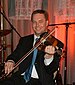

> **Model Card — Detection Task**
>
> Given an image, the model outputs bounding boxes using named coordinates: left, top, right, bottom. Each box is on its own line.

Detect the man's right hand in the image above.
left=5, top=61, right=15, bottom=74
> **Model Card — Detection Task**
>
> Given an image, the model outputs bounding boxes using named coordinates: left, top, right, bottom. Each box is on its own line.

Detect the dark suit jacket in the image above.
left=6, top=34, right=62, bottom=85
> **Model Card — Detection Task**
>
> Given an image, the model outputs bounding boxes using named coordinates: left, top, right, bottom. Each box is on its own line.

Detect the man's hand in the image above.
left=5, top=61, right=15, bottom=74
left=44, top=46, right=55, bottom=59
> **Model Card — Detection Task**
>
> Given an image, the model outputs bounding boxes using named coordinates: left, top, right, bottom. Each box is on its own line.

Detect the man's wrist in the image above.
left=44, top=55, right=54, bottom=66
left=7, top=60, right=15, bottom=64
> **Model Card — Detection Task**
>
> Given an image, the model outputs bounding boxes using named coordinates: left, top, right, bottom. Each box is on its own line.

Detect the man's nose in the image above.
left=36, top=22, right=39, bottom=27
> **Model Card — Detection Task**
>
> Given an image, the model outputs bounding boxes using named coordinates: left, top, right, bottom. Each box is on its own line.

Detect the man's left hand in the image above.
left=44, top=46, right=55, bottom=59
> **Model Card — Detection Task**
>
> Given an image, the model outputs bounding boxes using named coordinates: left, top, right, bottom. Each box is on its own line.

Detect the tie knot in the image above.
left=35, top=38, right=38, bottom=41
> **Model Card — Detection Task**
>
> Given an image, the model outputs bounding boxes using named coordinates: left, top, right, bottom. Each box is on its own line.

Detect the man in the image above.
left=0, top=9, right=63, bottom=85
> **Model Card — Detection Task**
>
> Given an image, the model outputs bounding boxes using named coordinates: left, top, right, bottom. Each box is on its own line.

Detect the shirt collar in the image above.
left=34, top=35, right=40, bottom=40
left=33, top=35, right=40, bottom=45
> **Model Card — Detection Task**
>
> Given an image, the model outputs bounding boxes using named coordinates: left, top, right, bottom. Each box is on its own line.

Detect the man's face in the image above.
left=32, top=13, right=48, bottom=36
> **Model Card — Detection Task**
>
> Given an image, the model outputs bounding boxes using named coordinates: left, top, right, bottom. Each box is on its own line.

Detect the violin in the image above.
left=0, top=29, right=64, bottom=80
left=37, top=31, right=64, bottom=52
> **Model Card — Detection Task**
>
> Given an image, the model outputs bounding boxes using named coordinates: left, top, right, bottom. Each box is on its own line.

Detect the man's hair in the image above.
left=31, top=9, right=48, bottom=21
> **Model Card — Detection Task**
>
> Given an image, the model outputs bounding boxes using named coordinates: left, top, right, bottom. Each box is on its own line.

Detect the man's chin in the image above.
left=35, top=32, right=41, bottom=36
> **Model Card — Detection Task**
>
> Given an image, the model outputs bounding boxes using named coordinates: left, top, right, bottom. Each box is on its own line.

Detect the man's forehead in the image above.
left=32, top=14, right=45, bottom=21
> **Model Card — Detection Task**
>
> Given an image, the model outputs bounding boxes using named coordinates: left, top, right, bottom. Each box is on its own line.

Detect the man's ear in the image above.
left=46, top=20, right=49, bottom=26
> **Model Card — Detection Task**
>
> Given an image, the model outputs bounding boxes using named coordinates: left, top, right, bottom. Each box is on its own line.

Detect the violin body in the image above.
left=38, top=32, right=64, bottom=51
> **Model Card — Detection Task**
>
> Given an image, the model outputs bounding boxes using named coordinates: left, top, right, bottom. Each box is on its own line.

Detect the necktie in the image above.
left=24, top=38, right=38, bottom=82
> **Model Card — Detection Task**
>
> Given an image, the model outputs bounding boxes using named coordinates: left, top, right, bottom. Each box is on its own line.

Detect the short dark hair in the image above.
left=31, top=9, right=48, bottom=21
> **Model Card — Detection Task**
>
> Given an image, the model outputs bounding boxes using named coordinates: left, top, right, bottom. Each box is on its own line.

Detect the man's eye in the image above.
left=39, top=20, right=43, bottom=23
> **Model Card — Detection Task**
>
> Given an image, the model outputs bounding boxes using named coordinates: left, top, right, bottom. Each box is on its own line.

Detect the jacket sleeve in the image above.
left=44, top=52, right=61, bottom=74
left=6, top=37, right=27, bottom=63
